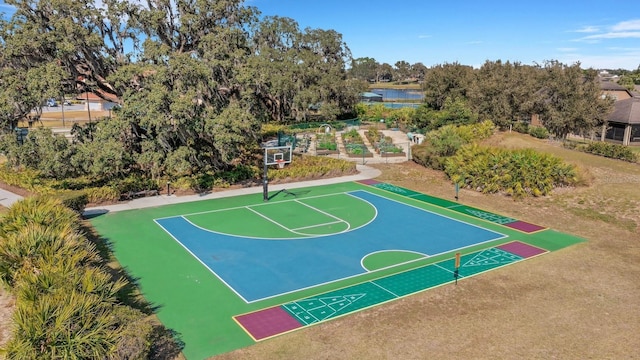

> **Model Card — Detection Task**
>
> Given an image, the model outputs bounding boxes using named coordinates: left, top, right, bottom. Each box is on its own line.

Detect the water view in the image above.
left=370, top=88, right=424, bottom=100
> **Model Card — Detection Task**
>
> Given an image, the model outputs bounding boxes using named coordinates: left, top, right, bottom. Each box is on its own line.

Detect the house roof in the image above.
left=608, top=97, right=640, bottom=125
left=76, top=89, right=119, bottom=102
left=600, top=81, right=629, bottom=92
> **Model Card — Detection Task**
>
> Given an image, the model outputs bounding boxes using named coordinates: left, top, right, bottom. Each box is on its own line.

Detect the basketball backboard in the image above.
left=264, top=145, right=292, bottom=165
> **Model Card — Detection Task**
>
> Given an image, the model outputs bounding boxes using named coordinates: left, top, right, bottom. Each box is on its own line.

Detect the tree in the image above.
left=0, top=0, right=134, bottom=130
left=350, top=57, right=379, bottom=82
left=422, top=62, right=474, bottom=110
left=394, top=60, right=411, bottom=82
left=377, top=63, right=394, bottom=82
left=469, top=60, right=540, bottom=129
left=535, top=61, right=614, bottom=139
left=410, top=62, right=428, bottom=82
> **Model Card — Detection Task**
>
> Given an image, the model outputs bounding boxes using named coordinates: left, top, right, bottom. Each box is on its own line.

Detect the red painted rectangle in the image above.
left=497, top=241, right=547, bottom=258
left=504, top=220, right=546, bottom=233
left=235, top=306, right=303, bottom=341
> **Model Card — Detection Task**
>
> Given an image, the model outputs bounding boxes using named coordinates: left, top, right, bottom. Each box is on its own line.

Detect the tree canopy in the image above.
left=0, top=0, right=357, bottom=179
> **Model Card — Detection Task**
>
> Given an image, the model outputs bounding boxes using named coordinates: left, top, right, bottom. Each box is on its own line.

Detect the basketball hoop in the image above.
left=276, top=159, right=285, bottom=169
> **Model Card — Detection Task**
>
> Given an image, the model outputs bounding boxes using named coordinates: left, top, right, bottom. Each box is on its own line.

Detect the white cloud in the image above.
left=418, top=34, right=432, bottom=39
left=572, top=26, right=600, bottom=33
left=558, top=47, right=640, bottom=70
left=581, top=31, right=640, bottom=40
left=612, top=19, right=640, bottom=31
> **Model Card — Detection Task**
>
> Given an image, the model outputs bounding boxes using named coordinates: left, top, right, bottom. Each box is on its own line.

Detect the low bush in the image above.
left=269, top=155, right=356, bottom=181
left=445, top=144, right=578, bottom=198
left=56, top=190, right=89, bottom=214
left=528, top=126, right=550, bottom=139
left=583, top=142, right=638, bottom=162
left=512, top=121, right=529, bottom=134
left=0, top=197, right=181, bottom=358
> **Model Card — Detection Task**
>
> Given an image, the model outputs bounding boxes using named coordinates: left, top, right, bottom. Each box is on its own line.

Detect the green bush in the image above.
left=445, top=144, right=578, bottom=198
left=110, top=175, right=158, bottom=194
left=84, top=186, right=120, bottom=203
left=512, top=121, right=529, bottom=134
left=411, top=144, right=447, bottom=170
left=0, top=197, right=181, bottom=359
left=584, top=142, right=638, bottom=162
left=56, top=190, right=89, bottom=214
left=528, top=126, right=550, bottom=139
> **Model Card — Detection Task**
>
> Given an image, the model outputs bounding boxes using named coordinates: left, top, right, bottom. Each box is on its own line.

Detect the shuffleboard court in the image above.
left=89, top=181, right=585, bottom=359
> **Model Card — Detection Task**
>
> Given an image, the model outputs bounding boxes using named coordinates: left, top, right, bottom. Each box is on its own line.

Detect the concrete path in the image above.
left=83, top=164, right=381, bottom=216
left=0, top=188, right=23, bottom=208
left=0, top=164, right=381, bottom=216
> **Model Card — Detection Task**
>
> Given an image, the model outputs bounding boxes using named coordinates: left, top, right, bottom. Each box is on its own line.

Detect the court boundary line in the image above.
left=356, top=190, right=509, bottom=239
left=154, top=189, right=509, bottom=304
left=158, top=192, right=377, bottom=240
left=360, top=249, right=429, bottom=272
left=154, top=192, right=368, bottom=221
left=365, top=182, right=549, bottom=234
left=153, top=219, right=252, bottom=303
left=235, top=243, right=549, bottom=342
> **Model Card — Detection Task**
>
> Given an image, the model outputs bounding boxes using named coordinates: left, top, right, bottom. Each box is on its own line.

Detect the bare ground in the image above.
left=214, top=132, right=640, bottom=360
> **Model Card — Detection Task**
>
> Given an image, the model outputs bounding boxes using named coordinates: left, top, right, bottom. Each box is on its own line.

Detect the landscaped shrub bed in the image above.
left=269, top=155, right=356, bottom=181
left=0, top=197, right=180, bottom=358
left=445, top=144, right=578, bottom=197
left=412, top=121, right=496, bottom=170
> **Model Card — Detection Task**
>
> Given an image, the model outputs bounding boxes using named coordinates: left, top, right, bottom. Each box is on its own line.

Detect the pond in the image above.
left=370, top=88, right=424, bottom=101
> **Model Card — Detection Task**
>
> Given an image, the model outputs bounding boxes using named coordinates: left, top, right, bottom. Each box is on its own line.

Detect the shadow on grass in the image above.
left=81, top=221, right=185, bottom=357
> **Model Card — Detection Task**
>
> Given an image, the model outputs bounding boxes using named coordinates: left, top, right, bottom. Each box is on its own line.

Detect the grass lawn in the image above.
left=214, top=132, right=640, bottom=359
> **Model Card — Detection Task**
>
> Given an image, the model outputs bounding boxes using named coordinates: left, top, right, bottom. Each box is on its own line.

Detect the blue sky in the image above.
left=251, top=0, right=640, bottom=70
left=2, top=0, right=639, bottom=70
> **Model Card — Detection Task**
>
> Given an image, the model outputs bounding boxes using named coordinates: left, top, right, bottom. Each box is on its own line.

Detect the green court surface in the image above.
left=89, top=181, right=584, bottom=359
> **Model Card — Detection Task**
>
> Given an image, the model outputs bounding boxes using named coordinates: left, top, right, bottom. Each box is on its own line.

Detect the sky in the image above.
left=250, top=0, right=640, bottom=70
left=2, top=0, right=639, bottom=70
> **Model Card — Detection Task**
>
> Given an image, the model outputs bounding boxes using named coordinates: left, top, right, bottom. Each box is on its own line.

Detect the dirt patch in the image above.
left=0, top=287, right=15, bottom=350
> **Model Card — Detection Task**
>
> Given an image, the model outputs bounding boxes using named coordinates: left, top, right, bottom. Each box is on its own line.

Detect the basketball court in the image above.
left=89, top=179, right=584, bottom=359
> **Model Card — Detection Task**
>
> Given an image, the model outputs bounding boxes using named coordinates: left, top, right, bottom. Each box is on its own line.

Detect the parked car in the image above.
left=47, top=98, right=58, bottom=107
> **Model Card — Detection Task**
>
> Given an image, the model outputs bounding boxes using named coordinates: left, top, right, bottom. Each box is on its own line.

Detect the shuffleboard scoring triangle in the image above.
left=462, top=248, right=521, bottom=267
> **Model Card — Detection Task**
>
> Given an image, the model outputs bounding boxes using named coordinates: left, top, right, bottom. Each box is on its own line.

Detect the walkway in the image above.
left=1, top=165, right=382, bottom=216
left=83, top=164, right=381, bottom=216
left=0, top=188, right=23, bottom=208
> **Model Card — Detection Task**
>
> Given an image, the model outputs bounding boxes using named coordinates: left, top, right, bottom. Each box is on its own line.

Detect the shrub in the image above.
left=512, top=121, right=529, bottom=134
left=528, top=126, right=550, bottom=139
left=445, top=144, right=578, bottom=198
left=583, top=142, right=638, bottom=162
left=268, top=155, right=356, bottom=181
left=84, top=186, right=120, bottom=203
left=56, top=190, right=89, bottom=214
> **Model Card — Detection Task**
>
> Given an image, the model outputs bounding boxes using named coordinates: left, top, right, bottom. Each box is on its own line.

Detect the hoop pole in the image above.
left=262, top=157, right=268, bottom=201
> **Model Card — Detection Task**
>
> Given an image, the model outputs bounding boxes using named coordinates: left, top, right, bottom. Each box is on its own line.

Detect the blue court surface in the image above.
left=155, top=190, right=506, bottom=302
